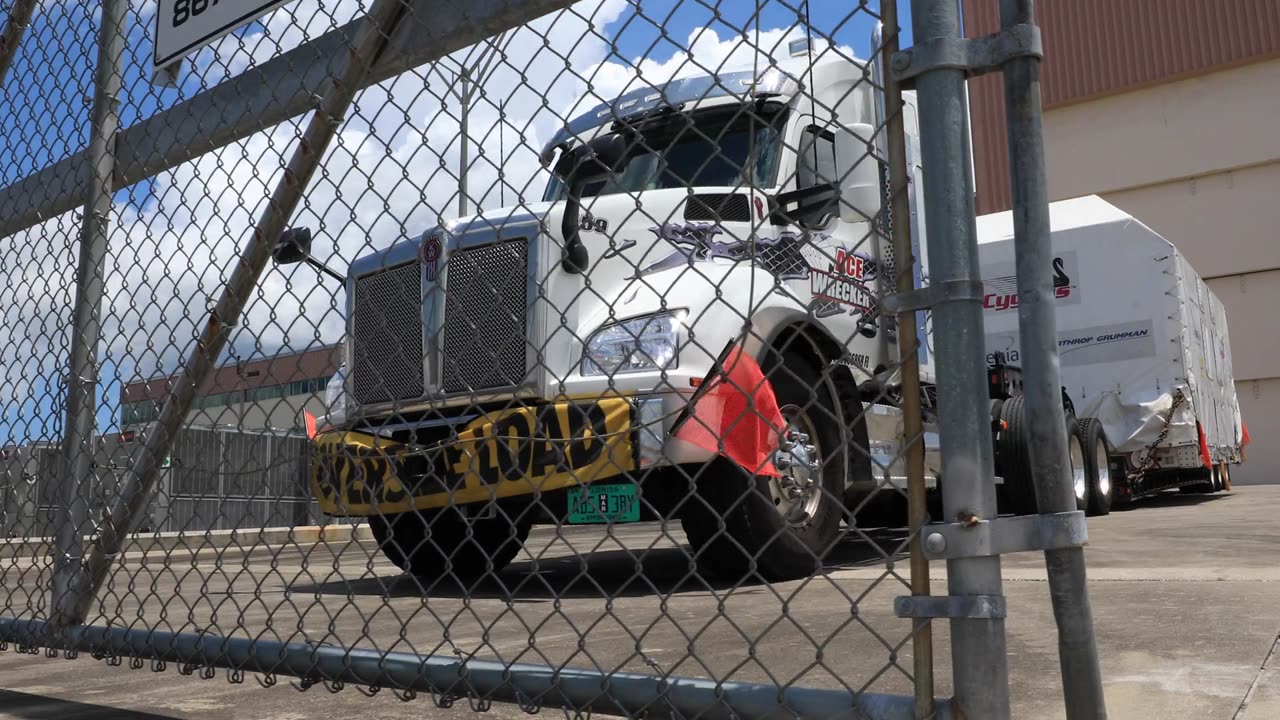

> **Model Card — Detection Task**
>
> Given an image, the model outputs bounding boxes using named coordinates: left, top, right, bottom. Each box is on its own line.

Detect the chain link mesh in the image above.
left=0, top=0, right=947, bottom=715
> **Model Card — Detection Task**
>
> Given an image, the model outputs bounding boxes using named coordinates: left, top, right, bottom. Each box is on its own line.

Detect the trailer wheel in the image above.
left=681, top=348, right=844, bottom=582
left=1077, top=418, right=1113, bottom=516
left=997, top=395, right=1037, bottom=515
left=1065, top=416, right=1088, bottom=512
left=369, top=509, right=530, bottom=581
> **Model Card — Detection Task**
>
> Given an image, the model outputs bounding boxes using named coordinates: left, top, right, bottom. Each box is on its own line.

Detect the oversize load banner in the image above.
left=310, top=397, right=637, bottom=516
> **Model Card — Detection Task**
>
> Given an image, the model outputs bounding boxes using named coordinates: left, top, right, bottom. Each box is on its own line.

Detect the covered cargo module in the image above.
left=977, top=195, right=1245, bottom=500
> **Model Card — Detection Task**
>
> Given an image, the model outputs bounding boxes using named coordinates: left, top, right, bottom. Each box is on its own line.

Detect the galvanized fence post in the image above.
left=54, top=0, right=411, bottom=628
left=998, top=0, right=1108, bottom=717
left=908, top=0, right=1012, bottom=716
left=51, top=0, right=128, bottom=630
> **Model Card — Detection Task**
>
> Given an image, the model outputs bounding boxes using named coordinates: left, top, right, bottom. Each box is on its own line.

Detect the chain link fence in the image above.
left=0, top=0, right=1105, bottom=717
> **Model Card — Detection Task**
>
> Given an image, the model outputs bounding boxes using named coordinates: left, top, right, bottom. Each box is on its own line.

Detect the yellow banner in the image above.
left=310, top=397, right=636, bottom=516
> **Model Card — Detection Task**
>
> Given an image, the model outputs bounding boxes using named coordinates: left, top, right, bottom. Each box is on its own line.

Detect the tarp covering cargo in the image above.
left=975, top=196, right=1244, bottom=464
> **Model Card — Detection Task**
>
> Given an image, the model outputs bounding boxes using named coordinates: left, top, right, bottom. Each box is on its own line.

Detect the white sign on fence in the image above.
left=153, top=0, right=299, bottom=72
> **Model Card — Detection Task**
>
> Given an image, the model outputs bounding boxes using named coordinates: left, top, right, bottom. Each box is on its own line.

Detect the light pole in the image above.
left=453, top=31, right=511, bottom=217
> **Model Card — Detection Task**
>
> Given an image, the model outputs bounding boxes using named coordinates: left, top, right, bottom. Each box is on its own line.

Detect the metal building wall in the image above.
left=963, top=0, right=1280, bottom=214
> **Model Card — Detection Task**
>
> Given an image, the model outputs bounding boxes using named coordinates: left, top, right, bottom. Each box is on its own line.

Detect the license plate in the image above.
left=568, top=483, right=639, bottom=524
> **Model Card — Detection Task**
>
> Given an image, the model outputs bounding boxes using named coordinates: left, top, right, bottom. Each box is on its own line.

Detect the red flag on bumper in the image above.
left=674, top=344, right=785, bottom=477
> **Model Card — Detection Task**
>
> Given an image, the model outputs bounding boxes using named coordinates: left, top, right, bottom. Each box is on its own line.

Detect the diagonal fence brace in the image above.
left=0, top=0, right=39, bottom=87
left=48, top=0, right=412, bottom=630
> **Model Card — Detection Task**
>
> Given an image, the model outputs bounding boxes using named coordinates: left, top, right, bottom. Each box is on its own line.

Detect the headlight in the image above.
left=324, top=365, right=348, bottom=425
left=582, top=310, right=686, bottom=377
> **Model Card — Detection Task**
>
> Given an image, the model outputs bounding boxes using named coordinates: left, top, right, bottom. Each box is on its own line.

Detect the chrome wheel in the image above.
left=1070, top=431, right=1087, bottom=504
left=770, top=404, right=823, bottom=526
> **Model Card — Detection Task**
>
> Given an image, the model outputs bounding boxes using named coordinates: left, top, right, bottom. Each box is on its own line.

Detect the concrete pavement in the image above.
left=2, top=485, right=1279, bottom=718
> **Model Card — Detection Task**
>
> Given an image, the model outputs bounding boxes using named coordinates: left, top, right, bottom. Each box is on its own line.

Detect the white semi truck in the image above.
left=296, top=45, right=1242, bottom=582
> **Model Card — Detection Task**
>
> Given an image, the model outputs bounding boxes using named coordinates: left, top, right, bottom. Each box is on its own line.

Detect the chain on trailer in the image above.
left=1126, top=388, right=1186, bottom=486
left=0, top=0, right=1105, bottom=717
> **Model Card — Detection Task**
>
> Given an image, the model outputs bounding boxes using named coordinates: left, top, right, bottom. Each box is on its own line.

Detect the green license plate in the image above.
left=568, top=483, right=639, bottom=524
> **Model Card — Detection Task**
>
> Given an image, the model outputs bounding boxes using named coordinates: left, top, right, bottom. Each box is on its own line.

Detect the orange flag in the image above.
left=673, top=343, right=784, bottom=477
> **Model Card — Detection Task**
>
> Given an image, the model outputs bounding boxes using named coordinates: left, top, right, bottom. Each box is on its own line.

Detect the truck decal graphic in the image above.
left=985, top=319, right=1157, bottom=368
left=630, top=223, right=810, bottom=280
left=808, top=245, right=880, bottom=334
left=810, top=268, right=874, bottom=311
left=982, top=254, right=1077, bottom=311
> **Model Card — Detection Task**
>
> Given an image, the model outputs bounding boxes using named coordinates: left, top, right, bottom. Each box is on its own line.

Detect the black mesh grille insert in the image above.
left=440, top=239, right=530, bottom=393
left=351, top=262, right=425, bottom=405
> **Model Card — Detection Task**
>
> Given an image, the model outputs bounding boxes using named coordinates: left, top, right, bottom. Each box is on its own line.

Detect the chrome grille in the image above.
left=351, top=262, right=424, bottom=405
left=441, top=239, right=529, bottom=393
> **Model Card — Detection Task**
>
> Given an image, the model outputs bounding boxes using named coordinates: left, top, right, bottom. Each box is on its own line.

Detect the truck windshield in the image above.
left=543, top=103, right=788, bottom=201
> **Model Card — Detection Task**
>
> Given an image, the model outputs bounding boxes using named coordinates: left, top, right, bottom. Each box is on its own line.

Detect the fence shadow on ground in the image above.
left=1117, top=491, right=1233, bottom=511
left=288, top=525, right=909, bottom=601
left=0, top=689, right=183, bottom=720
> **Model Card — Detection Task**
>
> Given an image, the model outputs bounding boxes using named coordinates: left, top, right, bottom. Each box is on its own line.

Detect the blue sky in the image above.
left=0, top=0, right=908, bottom=446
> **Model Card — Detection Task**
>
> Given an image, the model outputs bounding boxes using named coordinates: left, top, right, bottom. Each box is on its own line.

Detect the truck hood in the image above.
left=346, top=187, right=822, bottom=397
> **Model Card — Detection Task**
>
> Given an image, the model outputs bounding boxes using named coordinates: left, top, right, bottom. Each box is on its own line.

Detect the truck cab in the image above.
left=307, top=48, right=941, bottom=582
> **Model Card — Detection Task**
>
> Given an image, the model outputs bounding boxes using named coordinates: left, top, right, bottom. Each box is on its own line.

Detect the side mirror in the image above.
left=552, top=132, right=630, bottom=274
left=273, top=227, right=313, bottom=265
left=553, top=132, right=629, bottom=185
left=834, top=123, right=881, bottom=223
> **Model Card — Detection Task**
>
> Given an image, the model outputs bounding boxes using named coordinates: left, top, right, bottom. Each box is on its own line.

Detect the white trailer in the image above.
left=977, top=196, right=1245, bottom=505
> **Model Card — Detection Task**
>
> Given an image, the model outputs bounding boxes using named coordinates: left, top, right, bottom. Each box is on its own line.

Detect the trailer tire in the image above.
left=681, top=348, right=844, bottom=582
left=1078, top=418, right=1113, bottom=516
left=369, top=509, right=530, bottom=581
left=1066, top=416, right=1088, bottom=512
left=997, top=395, right=1038, bottom=515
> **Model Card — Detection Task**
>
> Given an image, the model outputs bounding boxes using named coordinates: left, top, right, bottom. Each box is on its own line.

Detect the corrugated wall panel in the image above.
left=963, top=0, right=1280, bottom=214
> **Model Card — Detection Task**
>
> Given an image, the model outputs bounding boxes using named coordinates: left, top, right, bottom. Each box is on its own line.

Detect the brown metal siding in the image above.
left=963, top=0, right=1280, bottom=214
left=121, top=344, right=342, bottom=405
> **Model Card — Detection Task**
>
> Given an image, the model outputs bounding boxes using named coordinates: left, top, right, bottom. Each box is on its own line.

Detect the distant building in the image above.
left=120, top=344, right=342, bottom=433
left=962, top=0, right=1279, bottom=483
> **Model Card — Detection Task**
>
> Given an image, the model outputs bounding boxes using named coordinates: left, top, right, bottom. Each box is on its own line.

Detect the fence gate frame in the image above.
left=0, top=0, right=1107, bottom=718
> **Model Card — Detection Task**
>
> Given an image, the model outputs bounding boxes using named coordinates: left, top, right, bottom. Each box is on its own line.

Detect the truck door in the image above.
left=786, top=117, right=883, bottom=376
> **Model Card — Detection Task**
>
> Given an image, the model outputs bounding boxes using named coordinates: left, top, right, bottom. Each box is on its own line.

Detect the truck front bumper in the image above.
left=310, top=394, right=698, bottom=517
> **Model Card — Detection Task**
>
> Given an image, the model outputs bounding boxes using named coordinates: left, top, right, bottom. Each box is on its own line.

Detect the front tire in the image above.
left=369, top=508, right=530, bottom=581
left=681, top=348, right=844, bottom=582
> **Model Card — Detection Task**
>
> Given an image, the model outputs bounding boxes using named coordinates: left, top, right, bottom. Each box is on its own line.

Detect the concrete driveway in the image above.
left=1, top=485, right=1278, bottom=719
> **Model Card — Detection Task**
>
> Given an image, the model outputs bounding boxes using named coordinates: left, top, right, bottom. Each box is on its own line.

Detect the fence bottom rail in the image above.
left=0, top=616, right=952, bottom=720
